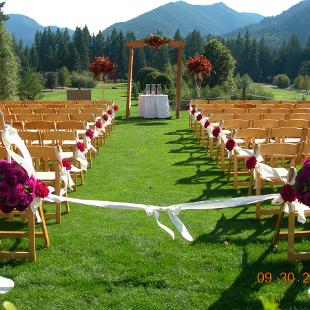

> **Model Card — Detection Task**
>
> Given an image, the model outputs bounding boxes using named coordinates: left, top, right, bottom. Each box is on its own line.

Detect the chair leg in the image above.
left=38, top=206, right=50, bottom=248
left=255, top=180, right=261, bottom=219
left=28, top=210, right=36, bottom=262
left=288, top=212, right=296, bottom=263
left=56, top=203, right=61, bottom=224
left=272, top=212, right=284, bottom=247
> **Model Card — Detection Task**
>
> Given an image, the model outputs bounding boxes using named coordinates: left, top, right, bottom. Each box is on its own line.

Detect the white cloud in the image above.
left=4, top=0, right=302, bottom=34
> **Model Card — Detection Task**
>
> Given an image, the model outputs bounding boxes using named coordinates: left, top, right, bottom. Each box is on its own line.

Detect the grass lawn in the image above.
left=258, top=84, right=310, bottom=101
left=1, top=84, right=310, bottom=309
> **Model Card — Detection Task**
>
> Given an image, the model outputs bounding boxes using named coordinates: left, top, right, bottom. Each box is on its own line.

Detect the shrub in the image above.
left=155, top=73, right=173, bottom=90
left=58, top=67, right=71, bottom=87
left=18, top=69, right=43, bottom=100
left=137, top=67, right=158, bottom=90
left=70, top=71, right=97, bottom=89
left=45, top=72, right=58, bottom=90
left=273, top=74, right=290, bottom=89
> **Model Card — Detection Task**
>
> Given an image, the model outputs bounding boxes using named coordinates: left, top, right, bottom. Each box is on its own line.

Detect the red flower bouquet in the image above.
left=85, top=129, right=95, bottom=140
left=295, top=158, right=310, bottom=206
left=204, top=120, right=211, bottom=128
left=145, top=34, right=170, bottom=48
left=280, top=184, right=297, bottom=203
left=185, top=104, right=191, bottom=111
left=102, top=114, right=109, bottom=121
left=107, top=109, right=113, bottom=116
left=113, top=105, right=119, bottom=111
left=89, top=56, right=117, bottom=81
left=225, top=139, right=236, bottom=152
left=212, top=126, right=221, bottom=138
left=76, top=142, right=86, bottom=152
left=196, top=114, right=202, bottom=121
left=95, top=120, right=103, bottom=129
left=0, top=160, right=49, bottom=213
left=246, top=156, right=257, bottom=170
left=191, top=108, right=196, bottom=115
left=186, top=55, right=212, bottom=78
left=62, top=159, right=72, bottom=171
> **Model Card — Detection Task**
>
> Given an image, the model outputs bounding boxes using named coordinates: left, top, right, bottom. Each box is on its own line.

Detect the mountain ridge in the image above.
left=5, top=14, right=74, bottom=46
left=102, top=1, right=264, bottom=38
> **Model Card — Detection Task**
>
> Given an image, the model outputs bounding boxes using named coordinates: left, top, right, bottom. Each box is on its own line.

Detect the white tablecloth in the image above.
left=138, top=95, right=170, bottom=118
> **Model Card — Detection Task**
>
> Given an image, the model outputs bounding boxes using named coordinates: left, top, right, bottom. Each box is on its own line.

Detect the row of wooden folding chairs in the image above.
left=4, top=106, right=108, bottom=115
left=191, top=99, right=310, bottom=109
left=198, top=107, right=310, bottom=115
left=0, top=99, right=113, bottom=109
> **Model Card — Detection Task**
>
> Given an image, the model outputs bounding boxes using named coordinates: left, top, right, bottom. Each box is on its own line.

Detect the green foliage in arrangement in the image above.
left=18, top=69, right=43, bottom=100
left=273, top=74, right=290, bottom=89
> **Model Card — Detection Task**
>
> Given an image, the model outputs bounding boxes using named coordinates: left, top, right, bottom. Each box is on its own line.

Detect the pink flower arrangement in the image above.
left=95, top=120, right=103, bottom=129
left=212, top=126, right=221, bottom=138
left=225, top=139, right=236, bottom=151
left=191, top=108, right=196, bottom=115
left=144, top=34, right=170, bottom=48
left=85, top=129, right=94, bottom=139
left=280, top=184, right=297, bottom=203
left=295, top=158, right=310, bottom=207
left=113, top=105, right=119, bottom=111
left=35, top=180, right=50, bottom=198
left=246, top=156, right=257, bottom=170
left=185, top=104, right=191, bottom=111
left=107, top=109, right=113, bottom=116
left=0, top=160, right=49, bottom=213
left=204, top=120, right=210, bottom=128
left=102, top=114, right=109, bottom=121
left=196, top=114, right=202, bottom=121
left=62, top=159, right=72, bottom=171
left=76, top=142, right=86, bottom=152
left=89, top=56, right=117, bottom=81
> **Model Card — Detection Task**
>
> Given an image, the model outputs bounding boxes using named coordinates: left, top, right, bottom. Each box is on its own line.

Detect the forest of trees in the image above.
left=12, top=26, right=310, bottom=83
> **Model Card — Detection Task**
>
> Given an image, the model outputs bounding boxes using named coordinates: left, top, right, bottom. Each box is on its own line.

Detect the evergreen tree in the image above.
left=285, top=35, right=302, bottom=79
left=0, top=21, right=19, bottom=99
left=94, top=31, right=105, bottom=56
left=185, top=29, right=204, bottom=59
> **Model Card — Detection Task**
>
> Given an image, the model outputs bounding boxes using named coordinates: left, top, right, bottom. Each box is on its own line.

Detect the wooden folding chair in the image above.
left=43, top=113, right=70, bottom=121
left=230, top=128, right=270, bottom=190
left=11, top=107, right=33, bottom=114
left=40, top=131, right=84, bottom=190
left=252, top=119, right=281, bottom=128
left=15, top=113, right=42, bottom=121
left=262, top=113, right=286, bottom=120
left=287, top=113, right=310, bottom=120
left=0, top=146, right=49, bottom=262
left=18, top=130, right=42, bottom=146
left=220, top=120, right=251, bottom=169
left=27, top=146, right=67, bottom=224
left=33, top=107, right=56, bottom=114
left=24, top=121, right=55, bottom=131
left=269, top=127, right=305, bottom=144
left=255, top=143, right=300, bottom=218
left=282, top=119, right=309, bottom=128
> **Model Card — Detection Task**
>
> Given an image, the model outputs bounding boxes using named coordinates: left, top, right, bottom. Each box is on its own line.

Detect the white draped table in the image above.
left=138, top=95, right=170, bottom=118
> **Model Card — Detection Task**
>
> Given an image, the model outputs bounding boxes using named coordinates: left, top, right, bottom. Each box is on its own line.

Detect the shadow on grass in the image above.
left=207, top=244, right=310, bottom=309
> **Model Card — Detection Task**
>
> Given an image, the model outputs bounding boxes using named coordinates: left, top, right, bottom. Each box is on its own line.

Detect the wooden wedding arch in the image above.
left=126, top=38, right=185, bottom=118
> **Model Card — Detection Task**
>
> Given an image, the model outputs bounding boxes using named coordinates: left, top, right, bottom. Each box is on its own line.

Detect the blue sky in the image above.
left=4, top=0, right=302, bottom=34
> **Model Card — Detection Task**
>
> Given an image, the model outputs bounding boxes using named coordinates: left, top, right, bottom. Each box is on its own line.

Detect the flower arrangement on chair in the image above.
left=144, top=34, right=170, bottom=48
left=186, top=55, right=213, bottom=98
left=89, top=56, right=117, bottom=81
left=0, top=160, right=49, bottom=213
